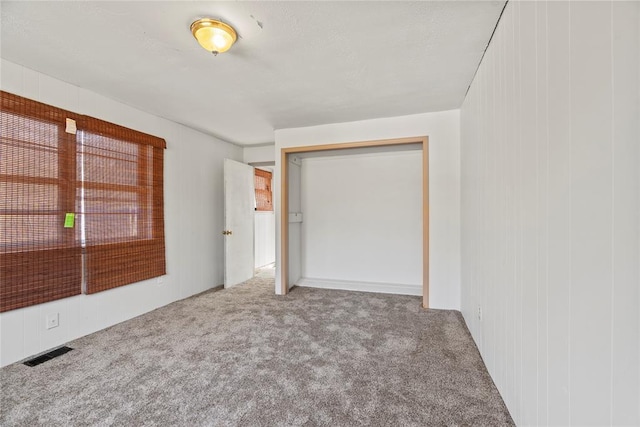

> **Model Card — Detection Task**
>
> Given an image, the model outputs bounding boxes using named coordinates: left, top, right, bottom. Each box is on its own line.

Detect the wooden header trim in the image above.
left=281, top=136, right=427, bottom=154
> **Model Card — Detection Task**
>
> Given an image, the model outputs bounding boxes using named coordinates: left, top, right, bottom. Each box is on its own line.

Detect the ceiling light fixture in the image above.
left=190, top=18, right=237, bottom=55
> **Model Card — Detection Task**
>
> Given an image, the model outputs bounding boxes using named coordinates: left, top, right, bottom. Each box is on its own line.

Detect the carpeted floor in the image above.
left=0, top=276, right=513, bottom=426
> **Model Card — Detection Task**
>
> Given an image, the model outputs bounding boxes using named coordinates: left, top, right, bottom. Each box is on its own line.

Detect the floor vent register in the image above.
left=23, top=346, right=74, bottom=367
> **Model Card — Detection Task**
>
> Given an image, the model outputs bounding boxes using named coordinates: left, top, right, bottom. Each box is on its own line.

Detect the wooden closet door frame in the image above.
left=280, top=136, right=430, bottom=308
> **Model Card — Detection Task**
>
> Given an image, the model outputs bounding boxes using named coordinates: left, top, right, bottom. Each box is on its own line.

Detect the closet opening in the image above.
left=280, top=136, right=430, bottom=308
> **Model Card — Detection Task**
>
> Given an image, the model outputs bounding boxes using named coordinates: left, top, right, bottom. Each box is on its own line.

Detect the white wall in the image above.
left=460, top=2, right=639, bottom=425
left=300, top=151, right=422, bottom=294
left=243, top=144, right=275, bottom=164
left=275, top=110, right=460, bottom=309
left=0, top=59, right=243, bottom=367
left=254, top=212, right=275, bottom=268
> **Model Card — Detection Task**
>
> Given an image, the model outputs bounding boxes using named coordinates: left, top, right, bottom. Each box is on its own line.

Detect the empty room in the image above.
left=1, top=1, right=638, bottom=426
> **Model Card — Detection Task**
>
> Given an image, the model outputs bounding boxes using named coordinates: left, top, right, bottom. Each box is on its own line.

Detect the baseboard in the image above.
left=296, top=277, right=422, bottom=296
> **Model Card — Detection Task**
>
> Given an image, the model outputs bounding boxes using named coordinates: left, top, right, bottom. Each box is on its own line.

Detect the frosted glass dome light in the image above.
left=190, top=18, right=237, bottom=55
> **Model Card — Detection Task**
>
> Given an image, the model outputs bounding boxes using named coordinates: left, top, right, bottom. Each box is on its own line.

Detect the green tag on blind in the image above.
left=64, top=213, right=75, bottom=228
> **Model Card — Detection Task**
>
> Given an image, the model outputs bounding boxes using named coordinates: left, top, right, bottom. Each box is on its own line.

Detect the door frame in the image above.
left=280, top=136, right=430, bottom=308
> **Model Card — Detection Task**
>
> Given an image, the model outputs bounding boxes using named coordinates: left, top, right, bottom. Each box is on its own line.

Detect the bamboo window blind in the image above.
left=0, top=91, right=166, bottom=312
left=254, top=169, right=272, bottom=211
left=80, top=117, right=166, bottom=294
left=0, top=92, right=82, bottom=311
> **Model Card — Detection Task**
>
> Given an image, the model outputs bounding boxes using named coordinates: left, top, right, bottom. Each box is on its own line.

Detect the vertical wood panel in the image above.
left=610, top=3, right=640, bottom=425
left=503, top=4, right=517, bottom=412
left=546, top=1, right=572, bottom=424
left=535, top=3, right=549, bottom=423
left=513, top=3, right=523, bottom=420
left=569, top=4, right=613, bottom=424
left=518, top=3, right=539, bottom=424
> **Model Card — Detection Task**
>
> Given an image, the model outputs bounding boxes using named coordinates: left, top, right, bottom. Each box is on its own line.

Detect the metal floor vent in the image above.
left=23, top=346, right=73, bottom=367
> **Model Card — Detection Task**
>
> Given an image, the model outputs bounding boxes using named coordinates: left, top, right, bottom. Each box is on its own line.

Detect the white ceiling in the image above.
left=1, top=1, right=505, bottom=146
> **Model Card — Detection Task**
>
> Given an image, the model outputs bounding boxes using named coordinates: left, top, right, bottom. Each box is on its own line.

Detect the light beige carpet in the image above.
left=0, top=276, right=513, bottom=426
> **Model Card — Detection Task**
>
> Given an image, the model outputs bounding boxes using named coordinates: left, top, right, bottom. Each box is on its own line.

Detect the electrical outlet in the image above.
left=477, top=306, right=483, bottom=321
left=156, top=276, right=164, bottom=285
left=46, top=313, right=59, bottom=330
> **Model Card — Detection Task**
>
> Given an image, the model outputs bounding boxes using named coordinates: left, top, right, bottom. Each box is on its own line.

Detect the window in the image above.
left=0, top=91, right=166, bottom=312
left=80, top=116, right=166, bottom=294
left=0, top=93, right=82, bottom=311
left=254, top=168, right=273, bottom=211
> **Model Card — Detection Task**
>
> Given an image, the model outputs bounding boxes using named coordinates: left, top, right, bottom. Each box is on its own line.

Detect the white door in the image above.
left=224, top=159, right=255, bottom=288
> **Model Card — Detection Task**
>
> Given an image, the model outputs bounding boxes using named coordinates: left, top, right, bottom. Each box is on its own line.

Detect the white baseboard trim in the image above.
left=296, top=277, right=422, bottom=296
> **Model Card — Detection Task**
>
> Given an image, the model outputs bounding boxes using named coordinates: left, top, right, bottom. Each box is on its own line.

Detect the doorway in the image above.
left=253, top=166, right=276, bottom=275
left=223, top=160, right=276, bottom=288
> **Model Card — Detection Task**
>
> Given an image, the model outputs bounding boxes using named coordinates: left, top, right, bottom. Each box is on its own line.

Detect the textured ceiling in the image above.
left=1, top=1, right=505, bottom=145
